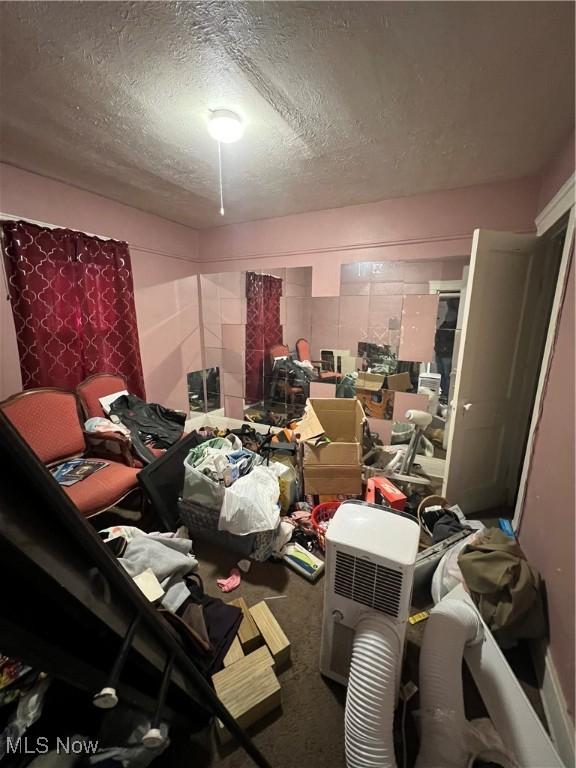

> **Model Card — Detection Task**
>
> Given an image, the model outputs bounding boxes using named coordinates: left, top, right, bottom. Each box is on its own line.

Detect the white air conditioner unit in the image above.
left=320, top=500, right=420, bottom=687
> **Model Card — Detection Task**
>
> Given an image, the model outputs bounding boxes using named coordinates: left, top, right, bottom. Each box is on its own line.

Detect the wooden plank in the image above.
left=215, top=645, right=275, bottom=685
left=222, top=636, right=244, bottom=668
left=249, top=601, right=290, bottom=668
left=213, top=663, right=281, bottom=743
left=228, top=597, right=262, bottom=653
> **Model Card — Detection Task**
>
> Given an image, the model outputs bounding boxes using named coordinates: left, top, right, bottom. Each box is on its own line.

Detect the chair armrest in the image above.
left=83, top=431, right=135, bottom=467
left=310, top=360, right=324, bottom=374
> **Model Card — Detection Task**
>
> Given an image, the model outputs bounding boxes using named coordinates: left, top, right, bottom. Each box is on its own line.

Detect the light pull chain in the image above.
left=217, top=140, right=225, bottom=216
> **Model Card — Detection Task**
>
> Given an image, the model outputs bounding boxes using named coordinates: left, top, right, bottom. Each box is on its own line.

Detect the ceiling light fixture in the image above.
left=207, top=110, right=244, bottom=217
left=208, top=109, right=244, bottom=144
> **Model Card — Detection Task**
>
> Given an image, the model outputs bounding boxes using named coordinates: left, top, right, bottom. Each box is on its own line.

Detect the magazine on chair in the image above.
left=51, top=459, right=108, bottom=486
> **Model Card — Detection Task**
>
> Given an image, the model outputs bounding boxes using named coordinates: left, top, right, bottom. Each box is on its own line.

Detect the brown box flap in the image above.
left=386, top=372, right=412, bottom=392
left=356, top=372, right=385, bottom=392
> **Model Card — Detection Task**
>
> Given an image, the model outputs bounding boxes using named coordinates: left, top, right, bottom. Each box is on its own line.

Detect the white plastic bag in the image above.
left=218, top=466, right=281, bottom=535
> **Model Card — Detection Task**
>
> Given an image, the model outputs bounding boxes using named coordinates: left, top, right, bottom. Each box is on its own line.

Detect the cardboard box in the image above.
left=356, top=372, right=385, bottom=391
left=297, top=398, right=364, bottom=495
left=386, top=372, right=412, bottom=392
left=304, top=464, right=362, bottom=495
left=356, top=389, right=395, bottom=420
left=297, top=398, right=365, bottom=467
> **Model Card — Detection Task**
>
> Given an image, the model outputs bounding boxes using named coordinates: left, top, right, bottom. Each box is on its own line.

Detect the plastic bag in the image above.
left=218, top=466, right=280, bottom=535
left=0, top=677, right=50, bottom=761
left=182, top=463, right=225, bottom=511
left=268, top=460, right=297, bottom=512
left=182, top=437, right=239, bottom=511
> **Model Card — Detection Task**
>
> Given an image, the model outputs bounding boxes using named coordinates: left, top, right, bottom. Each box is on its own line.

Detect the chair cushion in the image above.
left=77, top=374, right=127, bottom=419
left=65, top=462, right=139, bottom=518
left=1, top=390, right=85, bottom=465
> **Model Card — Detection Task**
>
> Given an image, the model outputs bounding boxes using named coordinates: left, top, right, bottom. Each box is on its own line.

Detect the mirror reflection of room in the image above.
left=319, top=258, right=468, bottom=469
left=433, top=295, right=459, bottom=404
left=198, top=258, right=469, bottom=445
left=187, top=368, right=221, bottom=413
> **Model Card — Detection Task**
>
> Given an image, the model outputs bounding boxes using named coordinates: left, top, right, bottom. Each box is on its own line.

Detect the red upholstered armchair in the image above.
left=76, top=372, right=128, bottom=419
left=295, top=338, right=342, bottom=380
left=0, top=389, right=139, bottom=519
left=76, top=373, right=175, bottom=462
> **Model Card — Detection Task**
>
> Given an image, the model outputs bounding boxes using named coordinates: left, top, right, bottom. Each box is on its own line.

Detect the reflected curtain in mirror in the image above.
left=2, top=220, right=145, bottom=395
left=244, top=271, right=283, bottom=403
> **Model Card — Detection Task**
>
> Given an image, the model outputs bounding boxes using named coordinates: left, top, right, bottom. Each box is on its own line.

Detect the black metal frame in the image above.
left=0, top=412, right=272, bottom=767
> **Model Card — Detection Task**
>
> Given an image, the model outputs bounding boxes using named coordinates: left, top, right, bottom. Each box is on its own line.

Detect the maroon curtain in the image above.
left=245, top=272, right=283, bottom=403
left=2, top=220, right=145, bottom=396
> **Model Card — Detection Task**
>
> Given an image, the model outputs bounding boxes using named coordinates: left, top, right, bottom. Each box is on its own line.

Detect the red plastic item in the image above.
left=311, top=501, right=342, bottom=551
left=366, top=477, right=407, bottom=511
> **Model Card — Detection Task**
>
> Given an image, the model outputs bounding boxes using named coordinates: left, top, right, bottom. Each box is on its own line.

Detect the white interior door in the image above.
left=443, top=229, right=538, bottom=514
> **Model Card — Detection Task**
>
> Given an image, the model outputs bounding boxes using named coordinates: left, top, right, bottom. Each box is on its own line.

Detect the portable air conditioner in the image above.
left=320, top=500, right=420, bottom=686
left=418, top=372, right=441, bottom=395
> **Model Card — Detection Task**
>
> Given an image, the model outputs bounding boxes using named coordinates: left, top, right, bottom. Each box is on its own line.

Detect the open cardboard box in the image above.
left=297, top=398, right=365, bottom=466
left=355, top=372, right=395, bottom=420
left=296, top=398, right=365, bottom=494
left=355, top=372, right=385, bottom=392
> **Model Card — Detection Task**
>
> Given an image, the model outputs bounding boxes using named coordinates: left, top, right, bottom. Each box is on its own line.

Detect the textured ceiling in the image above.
left=0, top=1, right=574, bottom=228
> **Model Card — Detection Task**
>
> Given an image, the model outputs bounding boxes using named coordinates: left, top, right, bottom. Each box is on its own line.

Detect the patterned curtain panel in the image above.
left=2, top=220, right=145, bottom=396
left=245, top=272, right=283, bottom=403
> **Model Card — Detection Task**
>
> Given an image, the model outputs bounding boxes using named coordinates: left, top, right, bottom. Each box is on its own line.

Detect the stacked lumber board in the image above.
left=213, top=599, right=291, bottom=743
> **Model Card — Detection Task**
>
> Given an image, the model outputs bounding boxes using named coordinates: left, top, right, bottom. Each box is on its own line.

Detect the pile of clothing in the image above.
left=99, top=525, right=242, bottom=674
left=269, top=355, right=315, bottom=402
left=84, top=393, right=186, bottom=464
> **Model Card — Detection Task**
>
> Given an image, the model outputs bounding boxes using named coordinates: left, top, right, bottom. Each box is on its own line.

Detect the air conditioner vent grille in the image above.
left=334, top=550, right=403, bottom=618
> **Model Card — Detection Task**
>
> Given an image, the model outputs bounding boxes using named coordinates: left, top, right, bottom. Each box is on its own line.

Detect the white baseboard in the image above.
left=531, top=640, right=575, bottom=768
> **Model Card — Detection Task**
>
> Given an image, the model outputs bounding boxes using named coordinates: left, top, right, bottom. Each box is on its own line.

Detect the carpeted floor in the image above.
left=159, top=535, right=546, bottom=768
left=196, top=539, right=348, bottom=768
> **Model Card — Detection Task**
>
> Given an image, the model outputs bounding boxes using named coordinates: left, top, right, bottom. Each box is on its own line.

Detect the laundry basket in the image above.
left=311, top=501, right=341, bottom=551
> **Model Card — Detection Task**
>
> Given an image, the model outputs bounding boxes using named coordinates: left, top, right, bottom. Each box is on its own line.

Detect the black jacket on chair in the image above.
left=110, top=394, right=186, bottom=463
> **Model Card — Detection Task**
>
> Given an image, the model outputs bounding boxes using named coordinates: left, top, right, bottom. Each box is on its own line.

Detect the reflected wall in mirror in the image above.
left=187, top=367, right=221, bottom=413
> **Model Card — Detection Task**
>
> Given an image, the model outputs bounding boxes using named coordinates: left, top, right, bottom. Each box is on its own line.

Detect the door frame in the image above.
left=512, top=174, right=575, bottom=531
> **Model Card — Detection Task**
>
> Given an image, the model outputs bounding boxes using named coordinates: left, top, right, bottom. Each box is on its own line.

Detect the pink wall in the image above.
left=518, top=253, right=575, bottom=718
left=518, top=136, right=575, bottom=719
left=198, top=177, right=540, bottom=295
left=537, top=129, right=575, bottom=213
left=0, top=164, right=200, bottom=410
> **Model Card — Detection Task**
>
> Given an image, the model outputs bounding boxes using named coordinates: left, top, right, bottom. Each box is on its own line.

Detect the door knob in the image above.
left=462, top=402, right=472, bottom=412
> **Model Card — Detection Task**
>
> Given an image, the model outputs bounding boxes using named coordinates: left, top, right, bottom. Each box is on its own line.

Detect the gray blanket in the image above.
left=118, top=534, right=198, bottom=612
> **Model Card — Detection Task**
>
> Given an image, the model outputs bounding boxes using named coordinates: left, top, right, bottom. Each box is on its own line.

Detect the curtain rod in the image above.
left=0, top=212, right=114, bottom=241
left=0, top=212, right=198, bottom=265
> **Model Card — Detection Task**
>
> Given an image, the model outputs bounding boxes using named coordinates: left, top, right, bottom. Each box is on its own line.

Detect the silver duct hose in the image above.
left=345, top=614, right=401, bottom=768
left=415, top=598, right=483, bottom=768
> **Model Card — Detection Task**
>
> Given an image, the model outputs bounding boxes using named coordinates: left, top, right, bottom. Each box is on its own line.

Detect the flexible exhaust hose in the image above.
left=345, top=615, right=401, bottom=768
left=415, top=598, right=483, bottom=768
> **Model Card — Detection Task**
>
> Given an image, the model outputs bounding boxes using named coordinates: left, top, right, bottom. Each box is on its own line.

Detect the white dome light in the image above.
left=207, top=109, right=244, bottom=143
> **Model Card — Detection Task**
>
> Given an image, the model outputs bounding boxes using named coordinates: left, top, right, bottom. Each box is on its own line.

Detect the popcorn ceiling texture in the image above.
left=0, top=1, right=573, bottom=228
